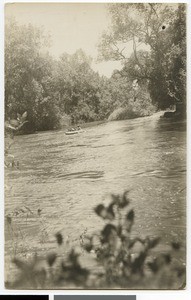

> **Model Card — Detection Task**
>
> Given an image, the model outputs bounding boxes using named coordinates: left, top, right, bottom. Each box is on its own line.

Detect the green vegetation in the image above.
left=5, top=4, right=186, bottom=132
left=6, top=192, right=185, bottom=289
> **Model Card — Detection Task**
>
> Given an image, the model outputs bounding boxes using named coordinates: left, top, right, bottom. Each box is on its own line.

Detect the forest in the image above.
left=5, top=3, right=186, bottom=133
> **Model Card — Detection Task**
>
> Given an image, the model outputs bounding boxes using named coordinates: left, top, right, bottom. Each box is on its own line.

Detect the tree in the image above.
left=98, top=3, right=186, bottom=116
left=98, top=3, right=175, bottom=61
left=53, top=49, right=102, bottom=123
left=5, top=18, right=60, bottom=131
left=162, top=4, right=186, bottom=116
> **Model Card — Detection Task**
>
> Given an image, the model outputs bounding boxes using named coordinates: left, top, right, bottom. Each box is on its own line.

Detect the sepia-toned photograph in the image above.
left=4, top=2, right=186, bottom=289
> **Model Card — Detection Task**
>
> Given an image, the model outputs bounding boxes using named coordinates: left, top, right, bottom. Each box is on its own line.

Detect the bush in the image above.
left=108, top=99, right=156, bottom=121
left=108, top=86, right=156, bottom=121
left=5, top=192, right=185, bottom=289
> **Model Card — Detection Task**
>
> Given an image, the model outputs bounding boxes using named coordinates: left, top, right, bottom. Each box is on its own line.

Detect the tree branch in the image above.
left=112, top=42, right=127, bottom=60
left=148, top=3, right=159, bottom=20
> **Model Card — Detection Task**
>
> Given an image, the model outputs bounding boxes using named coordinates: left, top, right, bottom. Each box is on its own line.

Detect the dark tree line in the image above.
left=5, top=4, right=186, bottom=132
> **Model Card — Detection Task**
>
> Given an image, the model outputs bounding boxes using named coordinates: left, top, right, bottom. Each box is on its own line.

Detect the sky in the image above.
left=5, top=2, right=124, bottom=77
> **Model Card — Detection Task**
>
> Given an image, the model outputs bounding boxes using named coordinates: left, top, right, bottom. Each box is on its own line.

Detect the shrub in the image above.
left=5, top=192, right=185, bottom=289
left=83, top=192, right=185, bottom=288
left=108, top=92, right=156, bottom=121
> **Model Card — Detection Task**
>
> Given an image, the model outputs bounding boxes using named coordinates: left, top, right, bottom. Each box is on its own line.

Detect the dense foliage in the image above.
left=5, top=18, right=104, bottom=131
left=98, top=3, right=186, bottom=117
left=52, top=50, right=103, bottom=123
left=5, top=4, right=186, bottom=133
left=5, top=18, right=60, bottom=132
left=5, top=19, right=108, bottom=132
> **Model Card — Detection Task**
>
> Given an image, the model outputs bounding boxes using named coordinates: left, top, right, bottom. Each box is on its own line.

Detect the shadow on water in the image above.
left=157, top=117, right=186, bottom=132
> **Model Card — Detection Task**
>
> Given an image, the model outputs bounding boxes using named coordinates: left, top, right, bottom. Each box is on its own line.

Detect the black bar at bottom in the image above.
left=0, top=296, right=49, bottom=300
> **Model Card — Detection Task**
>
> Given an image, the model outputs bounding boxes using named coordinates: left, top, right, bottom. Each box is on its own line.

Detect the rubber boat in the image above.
left=65, top=130, right=80, bottom=135
left=65, top=129, right=83, bottom=135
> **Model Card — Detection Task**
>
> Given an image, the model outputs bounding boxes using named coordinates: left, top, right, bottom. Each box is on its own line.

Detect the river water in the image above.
left=5, top=112, right=186, bottom=280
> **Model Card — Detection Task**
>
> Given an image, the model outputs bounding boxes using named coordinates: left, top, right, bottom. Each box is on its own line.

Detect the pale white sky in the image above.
left=5, top=3, right=125, bottom=77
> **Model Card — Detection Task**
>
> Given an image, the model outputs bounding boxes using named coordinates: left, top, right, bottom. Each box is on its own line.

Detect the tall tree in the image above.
left=98, top=3, right=186, bottom=115
left=5, top=18, right=60, bottom=131
left=162, top=4, right=186, bottom=116
left=53, top=49, right=102, bottom=123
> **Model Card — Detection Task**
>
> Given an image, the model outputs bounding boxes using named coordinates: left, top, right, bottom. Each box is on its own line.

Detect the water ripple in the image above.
left=56, top=170, right=104, bottom=180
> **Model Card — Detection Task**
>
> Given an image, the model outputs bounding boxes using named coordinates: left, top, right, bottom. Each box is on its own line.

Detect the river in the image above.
left=5, top=112, right=186, bottom=281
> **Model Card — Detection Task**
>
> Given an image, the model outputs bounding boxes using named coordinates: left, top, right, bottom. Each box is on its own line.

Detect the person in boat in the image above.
left=67, top=125, right=81, bottom=132
left=67, top=127, right=75, bottom=132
